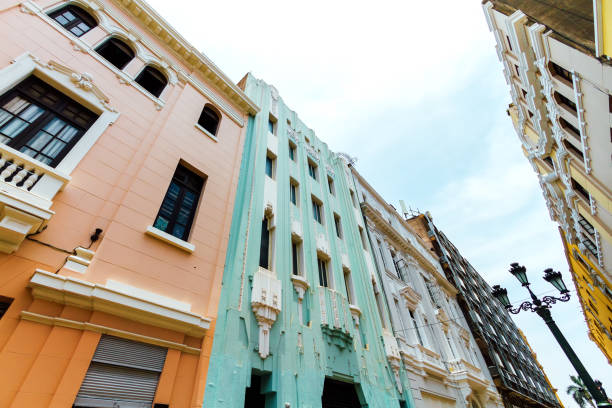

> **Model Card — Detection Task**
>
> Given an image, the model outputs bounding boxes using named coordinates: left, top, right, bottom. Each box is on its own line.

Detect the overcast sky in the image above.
left=146, top=0, right=611, bottom=405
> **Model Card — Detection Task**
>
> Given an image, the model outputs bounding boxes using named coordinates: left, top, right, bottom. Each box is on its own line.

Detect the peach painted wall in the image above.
left=0, top=1, right=249, bottom=407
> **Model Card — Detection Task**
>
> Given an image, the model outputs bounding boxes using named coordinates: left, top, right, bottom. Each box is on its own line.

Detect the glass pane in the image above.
left=159, top=183, right=180, bottom=217
left=0, top=118, right=28, bottom=138
left=18, top=104, right=44, bottom=123
left=0, top=135, right=10, bottom=144
left=27, top=131, right=52, bottom=150
left=3, top=96, right=29, bottom=114
left=43, top=117, right=66, bottom=135
left=172, top=224, right=185, bottom=239
left=34, top=154, right=52, bottom=165
left=77, top=22, right=89, bottom=32
left=55, top=15, right=69, bottom=25
left=57, top=125, right=78, bottom=142
left=153, top=216, right=169, bottom=232
left=176, top=207, right=191, bottom=226
left=63, top=11, right=76, bottom=21
left=0, top=110, right=12, bottom=128
left=71, top=27, right=83, bottom=36
left=19, top=146, right=37, bottom=159
left=41, top=138, right=66, bottom=158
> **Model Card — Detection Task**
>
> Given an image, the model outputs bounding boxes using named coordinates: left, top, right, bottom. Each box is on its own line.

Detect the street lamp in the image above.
left=492, top=263, right=611, bottom=407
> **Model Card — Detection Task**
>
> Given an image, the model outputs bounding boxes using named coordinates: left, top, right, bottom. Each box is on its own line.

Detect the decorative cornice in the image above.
left=28, top=269, right=211, bottom=337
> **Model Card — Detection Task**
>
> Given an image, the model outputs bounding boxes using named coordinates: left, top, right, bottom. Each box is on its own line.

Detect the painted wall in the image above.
left=203, top=74, right=411, bottom=408
left=0, top=1, right=252, bottom=407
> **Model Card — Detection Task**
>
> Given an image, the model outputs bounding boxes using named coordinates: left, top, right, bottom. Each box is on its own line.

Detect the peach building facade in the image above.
left=0, top=0, right=257, bottom=407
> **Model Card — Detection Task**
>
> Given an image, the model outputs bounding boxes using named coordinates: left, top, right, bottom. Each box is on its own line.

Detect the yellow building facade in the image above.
left=484, top=0, right=612, bottom=365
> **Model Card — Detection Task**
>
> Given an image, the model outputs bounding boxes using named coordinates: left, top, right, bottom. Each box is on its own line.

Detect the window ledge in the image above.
left=194, top=123, right=219, bottom=142
left=145, top=225, right=194, bottom=253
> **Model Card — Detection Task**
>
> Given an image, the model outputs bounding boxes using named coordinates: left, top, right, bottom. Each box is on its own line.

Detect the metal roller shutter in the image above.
left=74, top=335, right=167, bottom=408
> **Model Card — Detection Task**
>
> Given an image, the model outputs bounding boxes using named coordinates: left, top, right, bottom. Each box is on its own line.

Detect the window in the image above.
left=74, top=335, right=167, bottom=407
left=334, top=213, right=343, bottom=239
left=288, top=140, right=296, bottom=161
left=135, top=66, right=167, bottom=98
left=49, top=5, right=97, bottom=37
left=308, top=159, right=318, bottom=180
left=327, top=176, right=335, bottom=196
left=0, top=296, right=13, bottom=319
left=259, top=217, right=271, bottom=269
left=95, top=37, right=135, bottom=70
left=543, top=156, right=553, bottom=169
left=267, top=116, right=276, bottom=135
left=514, top=65, right=520, bottom=77
left=312, top=197, right=323, bottom=224
left=359, top=226, right=368, bottom=251
left=291, top=240, right=302, bottom=276
left=409, top=310, right=424, bottom=345
left=344, top=269, right=354, bottom=304
left=153, top=164, right=204, bottom=241
left=571, top=178, right=590, bottom=202
left=0, top=76, right=98, bottom=167
left=554, top=91, right=577, bottom=113
left=563, top=139, right=584, bottom=160
left=318, top=257, right=330, bottom=287
left=289, top=179, right=298, bottom=206
left=265, top=152, right=275, bottom=179
left=198, top=104, right=221, bottom=136
left=549, top=61, right=572, bottom=83
left=349, top=190, right=357, bottom=207
left=391, top=251, right=402, bottom=281
left=506, top=35, right=513, bottom=51
left=559, top=117, right=580, bottom=139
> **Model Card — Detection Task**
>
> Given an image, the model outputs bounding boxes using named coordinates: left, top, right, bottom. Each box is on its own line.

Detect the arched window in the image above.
left=95, top=38, right=135, bottom=70
left=135, top=66, right=167, bottom=98
left=49, top=5, right=97, bottom=37
left=197, top=104, right=220, bottom=136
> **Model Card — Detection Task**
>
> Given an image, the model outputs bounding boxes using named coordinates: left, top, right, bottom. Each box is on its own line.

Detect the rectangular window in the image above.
left=268, top=117, right=276, bottom=135
left=327, top=176, right=335, bottom=196
left=0, top=76, right=98, bottom=167
left=291, top=240, right=302, bottom=276
left=571, top=178, right=590, bottom=202
left=308, top=159, right=318, bottom=180
left=334, top=213, right=342, bottom=239
left=289, top=179, right=298, bottom=206
left=550, top=61, right=572, bottom=83
left=312, top=197, right=323, bottom=224
left=343, top=269, right=353, bottom=304
left=259, top=217, right=271, bottom=269
left=318, top=257, right=329, bottom=287
left=0, top=296, right=13, bottom=319
left=554, top=91, right=577, bottom=113
left=288, top=141, right=297, bottom=161
left=153, top=164, right=204, bottom=241
left=359, top=226, right=368, bottom=251
left=391, top=251, right=402, bottom=281
left=265, top=152, right=275, bottom=179
left=410, top=310, right=424, bottom=345
left=506, top=35, right=512, bottom=51
left=349, top=190, right=357, bottom=208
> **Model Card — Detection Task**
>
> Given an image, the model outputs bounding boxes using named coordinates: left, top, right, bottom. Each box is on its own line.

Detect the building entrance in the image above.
left=321, top=378, right=362, bottom=408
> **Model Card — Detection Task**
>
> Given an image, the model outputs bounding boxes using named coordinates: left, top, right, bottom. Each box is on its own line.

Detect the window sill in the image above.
left=194, top=123, right=218, bottom=142
left=145, top=225, right=195, bottom=253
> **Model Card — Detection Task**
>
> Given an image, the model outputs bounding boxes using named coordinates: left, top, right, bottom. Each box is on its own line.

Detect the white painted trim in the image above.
left=106, top=279, right=192, bottom=312
left=593, top=0, right=604, bottom=57
left=145, top=225, right=195, bottom=253
left=194, top=123, right=219, bottom=143
left=0, top=53, right=120, bottom=176
left=28, top=269, right=210, bottom=337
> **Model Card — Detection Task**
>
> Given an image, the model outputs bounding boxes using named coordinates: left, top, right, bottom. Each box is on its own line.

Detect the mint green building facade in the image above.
left=203, top=74, right=413, bottom=408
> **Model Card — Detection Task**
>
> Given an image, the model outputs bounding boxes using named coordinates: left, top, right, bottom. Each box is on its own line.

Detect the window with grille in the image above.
left=49, top=5, right=97, bottom=37
left=135, top=66, right=167, bottom=98
left=95, top=38, right=135, bottom=70
left=153, top=164, right=204, bottom=241
left=198, top=104, right=220, bottom=136
left=74, top=335, right=167, bottom=408
left=0, top=76, right=98, bottom=167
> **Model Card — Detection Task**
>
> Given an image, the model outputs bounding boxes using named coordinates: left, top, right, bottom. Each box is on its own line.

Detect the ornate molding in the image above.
left=399, top=286, right=421, bottom=310
left=251, top=267, right=281, bottom=359
left=290, top=274, right=309, bottom=324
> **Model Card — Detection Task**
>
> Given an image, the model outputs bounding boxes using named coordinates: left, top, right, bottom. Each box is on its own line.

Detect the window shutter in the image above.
left=74, top=335, right=167, bottom=408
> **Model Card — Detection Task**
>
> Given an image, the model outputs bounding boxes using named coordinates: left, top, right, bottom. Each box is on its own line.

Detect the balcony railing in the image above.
left=318, top=286, right=354, bottom=347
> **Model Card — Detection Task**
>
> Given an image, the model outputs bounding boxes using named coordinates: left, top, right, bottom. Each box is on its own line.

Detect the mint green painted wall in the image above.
left=203, top=74, right=414, bottom=408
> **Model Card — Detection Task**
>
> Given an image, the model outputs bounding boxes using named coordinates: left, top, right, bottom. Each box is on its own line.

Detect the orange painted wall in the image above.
left=0, top=1, right=249, bottom=407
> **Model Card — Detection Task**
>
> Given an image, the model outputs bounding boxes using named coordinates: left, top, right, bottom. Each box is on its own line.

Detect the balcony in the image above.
left=399, top=340, right=448, bottom=379
left=448, top=358, right=489, bottom=390
left=0, top=145, right=69, bottom=253
left=317, top=286, right=354, bottom=348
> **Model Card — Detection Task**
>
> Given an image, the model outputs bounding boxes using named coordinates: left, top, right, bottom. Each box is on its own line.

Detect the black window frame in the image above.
left=198, top=104, right=221, bottom=136
left=135, top=66, right=167, bottom=98
left=95, top=37, right=135, bottom=70
left=153, top=163, right=204, bottom=241
left=0, top=76, right=98, bottom=168
left=49, top=5, right=97, bottom=38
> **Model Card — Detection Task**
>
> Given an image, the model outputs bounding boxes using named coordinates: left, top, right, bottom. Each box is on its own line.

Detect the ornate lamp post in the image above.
left=492, top=263, right=611, bottom=407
